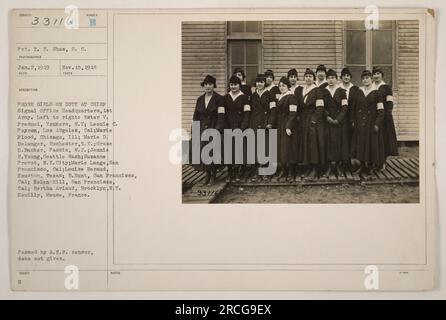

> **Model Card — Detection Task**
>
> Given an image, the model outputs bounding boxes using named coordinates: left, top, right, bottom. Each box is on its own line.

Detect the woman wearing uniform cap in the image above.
left=287, top=68, right=300, bottom=94
left=276, top=76, right=300, bottom=181
left=340, top=67, right=360, bottom=171
left=315, top=65, right=328, bottom=89
left=232, top=67, right=253, bottom=99
left=351, top=70, right=385, bottom=178
left=265, top=69, right=281, bottom=102
left=297, top=68, right=326, bottom=180
left=192, top=75, right=225, bottom=185
left=372, top=66, right=398, bottom=167
left=321, top=69, right=349, bottom=178
left=287, top=68, right=303, bottom=176
left=223, top=75, right=251, bottom=183
left=249, top=74, right=277, bottom=181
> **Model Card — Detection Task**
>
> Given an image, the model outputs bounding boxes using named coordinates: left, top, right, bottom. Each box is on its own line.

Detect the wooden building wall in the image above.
left=182, top=20, right=419, bottom=141
left=395, top=20, right=419, bottom=141
left=263, top=20, right=344, bottom=81
left=182, top=22, right=227, bottom=133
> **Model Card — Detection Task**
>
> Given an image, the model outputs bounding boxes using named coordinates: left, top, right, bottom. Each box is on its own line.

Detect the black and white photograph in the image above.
left=4, top=5, right=439, bottom=294
left=182, top=20, right=420, bottom=204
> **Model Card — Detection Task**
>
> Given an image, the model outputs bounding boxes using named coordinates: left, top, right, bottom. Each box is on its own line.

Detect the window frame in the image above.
left=226, top=21, right=263, bottom=86
left=343, top=21, right=397, bottom=88
left=227, top=21, right=263, bottom=39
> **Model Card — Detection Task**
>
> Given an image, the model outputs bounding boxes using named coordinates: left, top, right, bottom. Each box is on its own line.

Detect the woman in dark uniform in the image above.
left=321, top=69, right=349, bottom=177
left=265, top=69, right=281, bottom=102
left=223, top=75, right=251, bottom=183
left=287, top=68, right=300, bottom=94
left=276, top=76, right=300, bottom=181
left=315, top=64, right=328, bottom=89
left=351, top=70, right=385, bottom=178
left=287, top=68, right=303, bottom=177
left=233, top=67, right=253, bottom=99
left=297, top=68, right=326, bottom=181
left=249, top=74, right=277, bottom=181
left=192, top=75, right=225, bottom=185
left=372, top=66, right=398, bottom=168
left=340, top=67, right=360, bottom=171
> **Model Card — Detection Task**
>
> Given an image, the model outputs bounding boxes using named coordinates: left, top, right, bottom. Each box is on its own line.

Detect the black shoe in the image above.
left=302, top=166, right=310, bottom=178
left=335, top=163, right=344, bottom=178
left=203, top=173, right=211, bottom=185
left=278, top=169, right=288, bottom=181
left=322, top=165, right=332, bottom=179
left=305, top=167, right=317, bottom=181
left=287, top=167, right=296, bottom=182
left=225, top=168, right=233, bottom=183
left=353, top=165, right=363, bottom=175
left=251, top=170, right=259, bottom=182
left=208, top=174, right=216, bottom=186
left=361, top=166, right=372, bottom=180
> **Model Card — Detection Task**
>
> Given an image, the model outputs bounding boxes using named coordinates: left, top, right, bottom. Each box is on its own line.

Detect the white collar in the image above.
left=256, top=88, right=267, bottom=97
left=374, top=81, right=386, bottom=90
left=341, top=82, right=354, bottom=91
left=327, top=85, right=339, bottom=97
left=204, top=93, right=213, bottom=107
left=316, top=79, right=327, bottom=87
left=303, top=83, right=317, bottom=96
left=266, top=83, right=276, bottom=91
left=341, top=83, right=353, bottom=99
left=360, top=86, right=375, bottom=97
left=278, top=90, right=292, bottom=100
left=229, top=90, right=244, bottom=101
left=290, top=84, right=299, bottom=92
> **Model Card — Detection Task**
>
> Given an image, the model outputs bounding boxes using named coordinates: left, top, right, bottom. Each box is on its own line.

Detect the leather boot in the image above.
left=203, top=169, right=211, bottom=185
left=305, top=165, right=317, bottom=181
left=225, top=166, right=233, bottom=183
left=287, top=165, right=296, bottom=182
left=278, top=166, right=288, bottom=181
left=251, top=167, right=259, bottom=182
left=208, top=168, right=216, bottom=186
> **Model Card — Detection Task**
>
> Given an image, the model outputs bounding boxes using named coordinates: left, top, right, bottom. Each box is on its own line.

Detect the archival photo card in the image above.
left=8, top=7, right=436, bottom=291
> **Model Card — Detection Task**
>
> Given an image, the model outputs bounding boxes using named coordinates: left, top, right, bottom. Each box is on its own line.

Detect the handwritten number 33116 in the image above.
left=31, top=17, right=65, bottom=26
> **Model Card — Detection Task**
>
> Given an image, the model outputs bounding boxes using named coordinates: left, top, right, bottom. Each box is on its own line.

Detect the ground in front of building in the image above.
left=212, top=145, right=419, bottom=204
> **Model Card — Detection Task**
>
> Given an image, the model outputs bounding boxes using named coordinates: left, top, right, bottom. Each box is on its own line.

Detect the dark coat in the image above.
left=223, top=92, right=251, bottom=164
left=375, top=82, right=398, bottom=156
left=316, top=81, right=328, bottom=89
left=249, top=89, right=276, bottom=129
left=322, top=86, right=349, bottom=162
left=241, top=84, right=253, bottom=99
left=193, top=93, right=225, bottom=132
left=351, top=87, right=385, bottom=167
left=249, top=89, right=277, bottom=164
left=297, top=85, right=326, bottom=165
left=276, top=92, right=300, bottom=165
left=191, top=92, right=225, bottom=170
left=223, top=92, right=250, bottom=130
left=341, top=83, right=360, bottom=162
left=291, top=85, right=304, bottom=162
left=266, top=84, right=281, bottom=103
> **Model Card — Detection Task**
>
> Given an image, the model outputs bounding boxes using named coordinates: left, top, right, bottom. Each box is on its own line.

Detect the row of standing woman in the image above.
left=192, top=65, right=398, bottom=185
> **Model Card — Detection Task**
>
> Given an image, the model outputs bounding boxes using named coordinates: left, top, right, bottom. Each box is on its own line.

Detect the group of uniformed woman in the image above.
left=192, top=65, right=398, bottom=186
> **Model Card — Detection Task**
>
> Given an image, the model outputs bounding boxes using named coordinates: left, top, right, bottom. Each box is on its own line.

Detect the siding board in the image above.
left=396, top=20, right=419, bottom=140
left=263, top=20, right=341, bottom=86
left=182, top=22, right=226, bottom=133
